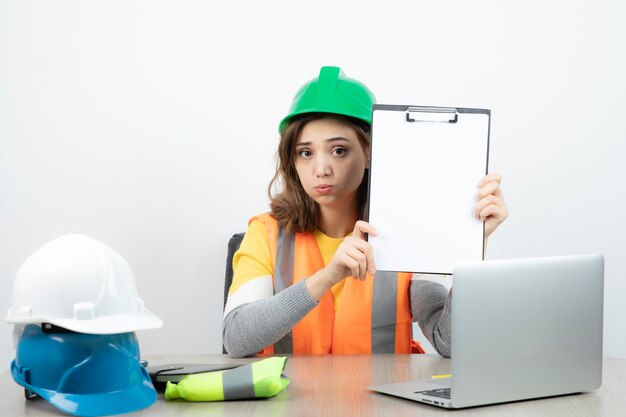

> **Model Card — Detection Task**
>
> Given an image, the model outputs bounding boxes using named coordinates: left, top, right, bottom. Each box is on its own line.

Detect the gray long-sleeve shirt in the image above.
left=223, top=277, right=452, bottom=358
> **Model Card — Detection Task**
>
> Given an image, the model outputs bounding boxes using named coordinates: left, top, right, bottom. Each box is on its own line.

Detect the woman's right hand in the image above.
left=326, top=220, right=378, bottom=283
left=305, top=221, right=378, bottom=301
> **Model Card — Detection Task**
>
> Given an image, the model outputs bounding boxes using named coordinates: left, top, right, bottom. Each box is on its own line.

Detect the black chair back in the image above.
left=223, top=233, right=245, bottom=354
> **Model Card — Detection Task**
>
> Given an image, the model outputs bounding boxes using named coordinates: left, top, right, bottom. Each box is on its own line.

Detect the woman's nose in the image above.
left=314, top=155, right=331, bottom=177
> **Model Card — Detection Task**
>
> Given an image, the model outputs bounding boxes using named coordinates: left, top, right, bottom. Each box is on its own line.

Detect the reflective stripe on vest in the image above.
left=252, top=213, right=413, bottom=354
left=371, top=270, right=398, bottom=353
left=273, top=227, right=294, bottom=353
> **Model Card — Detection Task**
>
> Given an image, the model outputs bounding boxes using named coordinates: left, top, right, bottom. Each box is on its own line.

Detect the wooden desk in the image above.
left=1, top=355, right=625, bottom=416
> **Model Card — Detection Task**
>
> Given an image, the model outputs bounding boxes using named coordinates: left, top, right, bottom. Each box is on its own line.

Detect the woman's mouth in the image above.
left=314, top=184, right=334, bottom=194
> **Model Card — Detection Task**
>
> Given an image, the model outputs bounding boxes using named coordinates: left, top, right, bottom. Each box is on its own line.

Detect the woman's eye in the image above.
left=332, top=147, right=347, bottom=156
left=298, top=149, right=312, bottom=158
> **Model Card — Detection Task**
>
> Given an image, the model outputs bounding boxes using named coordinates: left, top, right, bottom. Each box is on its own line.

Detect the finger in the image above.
left=478, top=173, right=502, bottom=187
left=352, top=220, right=378, bottom=240
left=341, top=256, right=361, bottom=280
left=479, top=203, right=508, bottom=222
left=344, top=245, right=368, bottom=279
left=336, top=246, right=363, bottom=280
left=478, top=181, right=502, bottom=199
left=485, top=204, right=509, bottom=237
left=347, top=237, right=377, bottom=275
left=475, top=195, right=501, bottom=218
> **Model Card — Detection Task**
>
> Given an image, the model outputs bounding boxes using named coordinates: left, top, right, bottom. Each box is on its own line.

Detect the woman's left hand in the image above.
left=476, top=173, right=508, bottom=237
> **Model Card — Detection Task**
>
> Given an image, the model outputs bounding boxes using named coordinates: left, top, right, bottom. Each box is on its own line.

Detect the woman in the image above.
left=223, top=66, right=508, bottom=358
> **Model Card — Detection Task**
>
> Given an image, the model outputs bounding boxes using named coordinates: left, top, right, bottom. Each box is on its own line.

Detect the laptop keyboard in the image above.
left=417, top=388, right=451, bottom=399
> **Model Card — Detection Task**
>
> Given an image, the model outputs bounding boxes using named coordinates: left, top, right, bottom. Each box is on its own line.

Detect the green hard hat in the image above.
left=279, top=66, right=376, bottom=133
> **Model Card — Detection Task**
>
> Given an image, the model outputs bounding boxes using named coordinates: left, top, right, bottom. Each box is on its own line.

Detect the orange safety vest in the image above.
left=253, top=213, right=423, bottom=354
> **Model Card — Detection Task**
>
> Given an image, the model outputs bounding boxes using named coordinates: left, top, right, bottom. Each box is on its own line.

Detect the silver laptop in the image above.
left=369, top=254, right=604, bottom=409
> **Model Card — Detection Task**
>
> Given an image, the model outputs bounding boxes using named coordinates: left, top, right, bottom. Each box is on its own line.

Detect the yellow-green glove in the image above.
left=165, top=357, right=289, bottom=401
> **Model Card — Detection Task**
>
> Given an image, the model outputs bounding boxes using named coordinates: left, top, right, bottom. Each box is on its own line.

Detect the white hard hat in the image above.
left=5, top=234, right=163, bottom=334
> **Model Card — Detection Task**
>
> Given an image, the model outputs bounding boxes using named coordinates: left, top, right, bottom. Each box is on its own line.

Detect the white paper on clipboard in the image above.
left=367, top=105, right=490, bottom=274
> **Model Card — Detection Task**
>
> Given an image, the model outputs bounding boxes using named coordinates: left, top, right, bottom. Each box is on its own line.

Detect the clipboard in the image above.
left=367, top=104, right=490, bottom=274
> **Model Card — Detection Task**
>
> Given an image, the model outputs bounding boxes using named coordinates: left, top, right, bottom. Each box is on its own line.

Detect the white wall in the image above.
left=1, top=0, right=625, bottom=367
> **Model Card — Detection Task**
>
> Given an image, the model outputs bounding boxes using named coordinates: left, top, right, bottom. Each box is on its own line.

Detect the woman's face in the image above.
left=294, top=117, right=369, bottom=211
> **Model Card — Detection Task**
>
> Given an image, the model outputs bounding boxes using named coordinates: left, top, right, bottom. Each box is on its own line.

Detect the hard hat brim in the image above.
left=11, top=363, right=157, bottom=417
left=5, top=308, right=163, bottom=334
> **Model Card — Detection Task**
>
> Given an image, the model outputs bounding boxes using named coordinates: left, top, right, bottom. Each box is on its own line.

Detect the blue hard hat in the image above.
left=10, top=324, right=156, bottom=417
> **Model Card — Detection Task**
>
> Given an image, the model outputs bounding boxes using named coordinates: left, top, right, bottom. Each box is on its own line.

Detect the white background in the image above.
left=1, top=1, right=625, bottom=366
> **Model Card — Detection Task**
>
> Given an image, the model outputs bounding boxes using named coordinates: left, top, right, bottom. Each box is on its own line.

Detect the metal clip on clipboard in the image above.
left=405, top=106, right=458, bottom=123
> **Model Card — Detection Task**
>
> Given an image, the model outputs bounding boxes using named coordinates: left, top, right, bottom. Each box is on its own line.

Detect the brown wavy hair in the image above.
left=268, top=113, right=371, bottom=234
